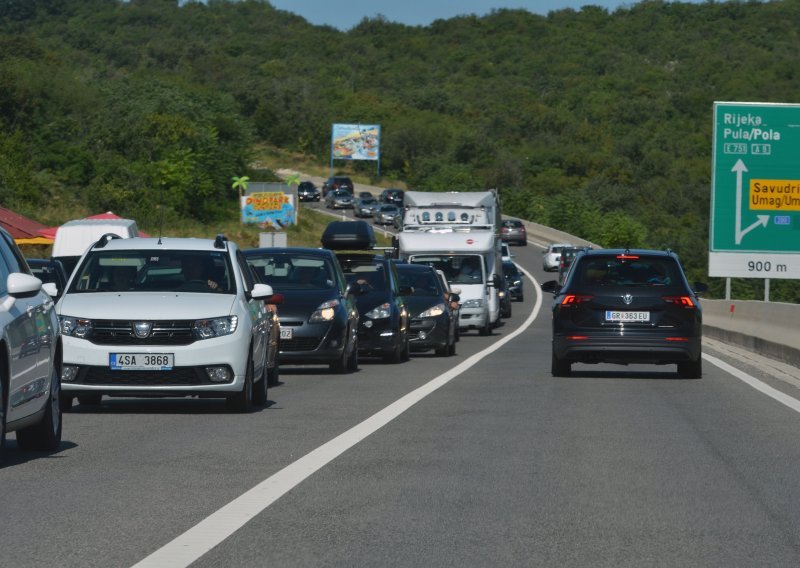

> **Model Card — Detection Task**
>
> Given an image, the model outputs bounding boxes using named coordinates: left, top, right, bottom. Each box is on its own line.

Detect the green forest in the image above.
left=1, top=0, right=799, bottom=300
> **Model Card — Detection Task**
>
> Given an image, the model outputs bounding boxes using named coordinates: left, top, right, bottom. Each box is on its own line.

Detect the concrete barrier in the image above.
left=702, top=299, right=800, bottom=367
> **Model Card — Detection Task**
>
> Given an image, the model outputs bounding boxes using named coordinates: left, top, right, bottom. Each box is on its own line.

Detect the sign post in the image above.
left=709, top=102, right=800, bottom=283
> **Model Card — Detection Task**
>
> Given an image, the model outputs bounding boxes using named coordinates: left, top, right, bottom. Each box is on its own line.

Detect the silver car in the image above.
left=325, top=189, right=354, bottom=209
left=0, top=227, right=62, bottom=463
left=542, top=243, right=573, bottom=272
left=373, top=204, right=400, bottom=225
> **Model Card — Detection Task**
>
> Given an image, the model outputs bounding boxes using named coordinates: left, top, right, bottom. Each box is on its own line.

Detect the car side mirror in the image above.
left=491, top=274, right=503, bottom=288
left=540, top=280, right=560, bottom=294
left=693, top=282, right=708, bottom=296
left=42, top=282, right=59, bottom=299
left=450, top=293, right=460, bottom=303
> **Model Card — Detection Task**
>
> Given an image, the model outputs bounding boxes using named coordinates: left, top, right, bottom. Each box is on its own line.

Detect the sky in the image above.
left=268, top=0, right=696, bottom=30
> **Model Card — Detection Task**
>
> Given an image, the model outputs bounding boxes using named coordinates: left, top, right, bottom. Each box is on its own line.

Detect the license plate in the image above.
left=280, top=328, right=293, bottom=340
left=110, top=353, right=174, bottom=370
left=605, top=311, right=650, bottom=322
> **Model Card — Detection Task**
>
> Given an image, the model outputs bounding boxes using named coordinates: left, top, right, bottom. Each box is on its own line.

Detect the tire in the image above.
left=434, top=345, right=448, bottom=357
left=677, top=356, right=702, bottom=379
left=17, top=366, right=62, bottom=452
left=60, top=394, right=74, bottom=412
left=227, top=358, right=254, bottom=413
left=330, top=344, right=349, bottom=374
left=479, top=319, right=491, bottom=336
left=400, top=334, right=410, bottom=362
left=346, top=340, right=359, bottom=373
left=266, top=364, right=280, bottom=387
left=253, top=359, right=268, bottom=406
left=448, top=339, right=456, bottom=356
left=78, top=394, right=102, bottom=406
left=551, top=348, right=571, bottom=377
left=384, top=335, right=405, bottom=364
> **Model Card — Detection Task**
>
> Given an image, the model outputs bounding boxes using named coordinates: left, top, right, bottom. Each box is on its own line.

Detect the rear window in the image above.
left=571, top=255, right=683, bottom=289
left=248, top=254, right=336, bottom=291
left=344, top=264, right=388, bottom=291
left=397, top=268, right=441, bottom=296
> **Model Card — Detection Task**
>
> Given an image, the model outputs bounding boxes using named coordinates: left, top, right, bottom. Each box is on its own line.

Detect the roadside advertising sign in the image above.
left=331, top=124, right=380, bottom=161
left=241, top=182, right=296, bottom=228
left=709, top=102, right=800, bottom=279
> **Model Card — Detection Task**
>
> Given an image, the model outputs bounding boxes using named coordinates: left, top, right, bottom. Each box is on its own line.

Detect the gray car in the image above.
left=354, top=196, right=380, bottom=218
left=373, top=204, right=400, bottom=225
left=325, top=189, right=354, bottom=209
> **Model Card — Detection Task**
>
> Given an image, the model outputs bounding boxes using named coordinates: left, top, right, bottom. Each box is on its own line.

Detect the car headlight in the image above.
left=461, top=299, right=483, bottom=308
left=419, top=303, right=445, bottom=318
left=310, top=299, right=339, bottom=322
left=365, top=302, right=391, bottom=319
left=60, top=316, right=93, bottom=339
left=194, top=316, right=238, bottom=339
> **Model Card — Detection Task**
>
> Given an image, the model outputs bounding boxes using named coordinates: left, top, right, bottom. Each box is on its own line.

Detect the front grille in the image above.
left=280, top=336, right=323, bottom=352
left=91, top=320, right=195, bottom=346
left=80, top=367, right=209, bottom=386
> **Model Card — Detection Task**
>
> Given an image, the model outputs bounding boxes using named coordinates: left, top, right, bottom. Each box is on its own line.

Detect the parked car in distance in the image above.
left=325, top=189, right=354, bottom=209
left=297, top=181, right=320, bottom=202
left=500, top=219, right=527, bottom=246
left=379, top=188, right=405, bottom=206
left=396, top=263, right=457, bottom=356
left=502, top=260, right=524, bottom=302
left=336, top=252, right=410, bottom=363
left=28, top=258, right=69, bottom=301
left=0, top=227, right=63, bottom=463
left=373, top=204, right=400, bottom=226
left=542, top=243, right=573, bottom=272
left=56, top=234, right=278, bottom=412
left=245, top=247, right=360, bottom=374
left=322, top=176, right=354, bottom=197
left=541, top=248, right=706, bottom=378
left=354, top=196, right=380, bottom=218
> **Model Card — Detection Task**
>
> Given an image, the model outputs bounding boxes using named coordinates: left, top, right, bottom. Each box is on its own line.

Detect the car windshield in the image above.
left=247, top=254, right=336, bottom=291
left=398, top=268, right=441, bottom=296
left=344, top=264, right=388, bottom=291
left=572, top=255, right=682, bottom=288
left=69, top=250, right=234, bottom=293
left=411, top=255, right=485, bottom=285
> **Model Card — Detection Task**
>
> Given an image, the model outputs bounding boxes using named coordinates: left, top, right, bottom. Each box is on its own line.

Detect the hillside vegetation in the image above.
left=1, top=0, right=799, bottom=300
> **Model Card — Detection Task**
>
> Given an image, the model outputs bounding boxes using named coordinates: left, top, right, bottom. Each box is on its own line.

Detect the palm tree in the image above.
left=231, top=175, right=250, bottom=198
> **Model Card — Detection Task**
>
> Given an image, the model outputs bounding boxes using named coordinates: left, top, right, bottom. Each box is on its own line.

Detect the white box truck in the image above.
left=398, top=229, right=502, bottom=336
left=401, top=190, right=501, bottom=234
left=52, top=219, right=139, bottom=276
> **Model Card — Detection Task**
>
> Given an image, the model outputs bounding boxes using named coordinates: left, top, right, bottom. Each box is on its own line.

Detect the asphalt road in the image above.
left=3, top=206, right=800, bottom=567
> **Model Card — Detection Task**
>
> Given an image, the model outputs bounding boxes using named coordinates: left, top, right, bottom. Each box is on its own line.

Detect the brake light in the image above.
left=665, top=337, right=689, bottom=342
left=562, top=294, right=593, bottom=305
left=568, top=335, right=589, bottom=340
left=662, top=296, right=695, bottom=308
left=616, top=254, right=639, bottom=260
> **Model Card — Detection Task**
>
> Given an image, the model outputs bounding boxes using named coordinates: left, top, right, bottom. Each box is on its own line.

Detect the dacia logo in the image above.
left=134, top=322, right=153, bottom=339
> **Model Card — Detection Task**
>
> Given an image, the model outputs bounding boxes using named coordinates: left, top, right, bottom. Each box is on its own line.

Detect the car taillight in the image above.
left=662, top=296, right=695, bottom=308
left=561, top=294, right=593, bottom=305
left=617, top=254, right=639, bottom=260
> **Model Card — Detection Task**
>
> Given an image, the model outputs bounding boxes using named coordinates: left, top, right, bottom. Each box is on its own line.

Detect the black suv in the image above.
left=541, top=249, right=705, bottom=379
left=322, top=176, right=354, bottom=197
left=336, top=252, right=411, bottom=363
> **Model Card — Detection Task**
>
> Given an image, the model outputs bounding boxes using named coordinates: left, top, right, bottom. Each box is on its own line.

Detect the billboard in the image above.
left=331, top=123, right=380, bottom=161
left=241, top=183, right=296, bottom=229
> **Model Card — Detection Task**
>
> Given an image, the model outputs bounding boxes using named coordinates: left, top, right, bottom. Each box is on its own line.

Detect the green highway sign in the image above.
left=709, top=102, right=800, bottom=279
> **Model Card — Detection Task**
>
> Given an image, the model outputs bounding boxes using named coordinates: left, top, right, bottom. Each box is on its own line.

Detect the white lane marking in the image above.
left=704, top=353, right=800, bottom=414
left=132, top=269, right=543, bottom=568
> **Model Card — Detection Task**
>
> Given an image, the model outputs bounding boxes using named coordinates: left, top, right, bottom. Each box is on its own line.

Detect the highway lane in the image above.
left=2, top=214, right=800, bottom=566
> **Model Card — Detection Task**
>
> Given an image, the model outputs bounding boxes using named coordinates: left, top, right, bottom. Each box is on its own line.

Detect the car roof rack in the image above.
left=214, top=234, right=228, bottom=249
left=94, top=233, right=123, bottom=249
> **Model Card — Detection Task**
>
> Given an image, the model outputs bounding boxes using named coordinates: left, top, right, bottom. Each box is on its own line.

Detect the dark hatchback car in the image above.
left=379, top=188, right=404, bottom=206
left=322, top=176, right=354, bottom=197
left=541, top=249, right=706, bottom=379
left=244, top=247, right=360, bottom=373
left=396, top=263, right=457, bottom=356
left=297, top=181, right=320, bottom=202
left=500, top=219, right=527, bottom=246
left=336, top=252, right=411, bottom=363
left=502, top=260, right=524, bottom=302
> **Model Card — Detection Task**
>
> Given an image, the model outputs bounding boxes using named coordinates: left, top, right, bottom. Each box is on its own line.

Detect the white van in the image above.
left=398, top=230, right=501, bottom=336
left=52, top=219, right=139, bottom=277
